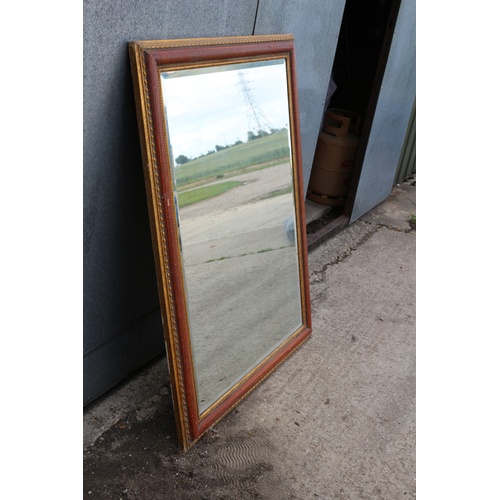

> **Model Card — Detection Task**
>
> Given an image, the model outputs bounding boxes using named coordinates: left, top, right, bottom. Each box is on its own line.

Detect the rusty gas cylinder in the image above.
left=307, top=110, right=360, bottom=206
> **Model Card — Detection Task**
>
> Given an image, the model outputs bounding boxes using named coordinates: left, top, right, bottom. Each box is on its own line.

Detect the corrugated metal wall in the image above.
left=394, top=98, right=416, bottom=184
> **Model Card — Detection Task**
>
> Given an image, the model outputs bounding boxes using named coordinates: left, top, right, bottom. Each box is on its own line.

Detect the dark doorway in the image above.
left=330, top=0, right=399, bottom=123
left=307, top=0, right=401, bottom=248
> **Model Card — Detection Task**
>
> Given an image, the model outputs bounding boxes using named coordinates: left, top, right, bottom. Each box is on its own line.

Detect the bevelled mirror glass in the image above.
left=129, top=35, right=312, bottom=451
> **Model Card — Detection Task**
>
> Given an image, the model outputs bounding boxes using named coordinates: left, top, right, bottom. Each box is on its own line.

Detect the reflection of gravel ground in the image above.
left=178, top=162, right=292, bottom=220
left=187, top=244, right=302, bottom=411
left=175, top=162, right=304, bottom=412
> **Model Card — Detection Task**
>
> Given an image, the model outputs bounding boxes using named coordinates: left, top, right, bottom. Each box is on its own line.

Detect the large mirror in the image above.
left=129, top=35, right=311, bottom=451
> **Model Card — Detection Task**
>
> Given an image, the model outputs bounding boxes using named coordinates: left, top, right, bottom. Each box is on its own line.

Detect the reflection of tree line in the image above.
left=175, top=127, right=288, bottom=166
left=173, top=129, right=290, bottom=189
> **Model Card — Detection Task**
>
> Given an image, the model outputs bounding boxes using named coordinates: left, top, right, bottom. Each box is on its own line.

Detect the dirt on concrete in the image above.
left=83, top=179, right=416, bottom=499
left=305, top=206, right=344, bottom=235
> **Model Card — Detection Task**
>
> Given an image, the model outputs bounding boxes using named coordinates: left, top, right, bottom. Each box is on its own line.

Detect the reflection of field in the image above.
left=176, top=162, right=303, bottom=411
left=174, top=130, right=290, bottom=188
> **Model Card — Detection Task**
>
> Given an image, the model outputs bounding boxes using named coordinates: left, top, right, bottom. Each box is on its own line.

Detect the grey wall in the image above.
left=83, top=0, right=343, bottom=406
left=350, top=0, right=416, bottom=222
left=254, top=0, right=346, bottom=191
left=83, top=0, right=259, bottom=406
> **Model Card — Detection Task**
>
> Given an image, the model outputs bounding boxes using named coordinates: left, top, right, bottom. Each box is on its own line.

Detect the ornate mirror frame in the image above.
left=129, top=35, right=312, bottom=451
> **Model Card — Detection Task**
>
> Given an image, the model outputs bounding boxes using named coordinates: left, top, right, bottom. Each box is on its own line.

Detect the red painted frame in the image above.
left=129, top=35, right=312, bottom=451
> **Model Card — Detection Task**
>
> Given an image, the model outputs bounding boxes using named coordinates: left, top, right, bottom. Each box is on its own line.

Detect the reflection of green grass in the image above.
left=174, top=130, right=290, bottom=188
left=205, top=256, right=230, bottom=263
left=177, top=181, right=243, bottom=208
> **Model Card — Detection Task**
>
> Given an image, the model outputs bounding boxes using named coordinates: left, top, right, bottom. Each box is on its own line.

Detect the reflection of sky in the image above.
left=161, top=60, right=289, bottom=161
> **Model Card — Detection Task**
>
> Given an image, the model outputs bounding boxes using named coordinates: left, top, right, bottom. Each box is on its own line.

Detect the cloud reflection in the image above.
left=160, top=59, right=289, bottom=162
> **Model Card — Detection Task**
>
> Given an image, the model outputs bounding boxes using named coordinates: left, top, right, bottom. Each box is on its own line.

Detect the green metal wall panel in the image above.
left=394, top=98, right=416, bottom=184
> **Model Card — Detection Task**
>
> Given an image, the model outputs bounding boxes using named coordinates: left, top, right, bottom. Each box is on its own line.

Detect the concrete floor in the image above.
left=83, top=180, right=416, bottom=499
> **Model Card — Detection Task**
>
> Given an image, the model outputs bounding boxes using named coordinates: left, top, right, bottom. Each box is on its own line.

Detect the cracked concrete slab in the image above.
left=359, top=180, right=416, bottom=231
left=84, top=180, right=416, bottom=499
